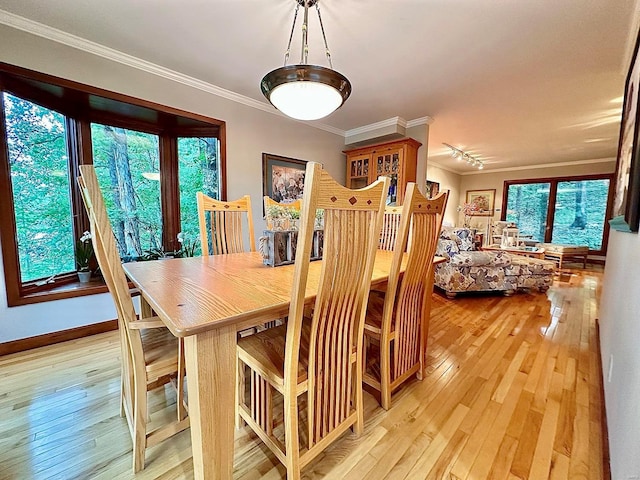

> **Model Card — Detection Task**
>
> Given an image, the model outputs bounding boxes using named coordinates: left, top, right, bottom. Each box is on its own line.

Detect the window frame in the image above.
left=501, top=173, right=614, bottom=256
left=0, top=63, right=226, bottom=306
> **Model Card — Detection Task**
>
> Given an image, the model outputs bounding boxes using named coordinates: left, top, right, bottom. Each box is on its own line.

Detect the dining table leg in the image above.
left=184, top=324, right=237, bottom=480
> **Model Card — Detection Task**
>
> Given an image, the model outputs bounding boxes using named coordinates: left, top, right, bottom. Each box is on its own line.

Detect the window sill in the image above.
left=10, top=278, right=110, bottom=307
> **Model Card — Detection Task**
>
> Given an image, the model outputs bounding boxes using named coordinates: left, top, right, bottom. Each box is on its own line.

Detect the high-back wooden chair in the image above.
left=237, top=162, right=389, bottom=479
left=379, top=204, right=404, bottom=251
left=363, top=186, right=448, bottom=410
left=197, top=192, right=255, bottom=255
left=264, top=195, right=302, bottom=230
left=78, top=165, right=189, bottom=473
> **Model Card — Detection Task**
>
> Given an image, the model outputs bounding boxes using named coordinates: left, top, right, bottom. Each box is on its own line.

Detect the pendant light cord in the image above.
left=315, top=2, right=333, bottom=69
left=284, top=3, right=300, bottom=66
left=282, top=0, right=333, bottom=69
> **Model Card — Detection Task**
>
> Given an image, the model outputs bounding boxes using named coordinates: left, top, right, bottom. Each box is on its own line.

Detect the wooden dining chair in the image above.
left=237, top=162, right=389, bottom=479
left=264, top=195, right=302, bottom=230
left=78, top=165, right=189, bottom=473
left=363, top=185, right=448, bottom=410
left=197, top=192, right=255, bottom=255
left=378, top=204, right=404, bottom=251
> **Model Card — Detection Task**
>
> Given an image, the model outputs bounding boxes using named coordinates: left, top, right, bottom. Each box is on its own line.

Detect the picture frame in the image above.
left=426, top=180, right=440, bottom=198
left=466, top=189, right=495, bottom=216
left=262, top=153, right=307, bottom=205
left=611, top=28, right=640, bottom=232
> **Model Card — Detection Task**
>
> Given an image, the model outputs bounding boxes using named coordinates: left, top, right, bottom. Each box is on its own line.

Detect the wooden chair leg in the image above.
left=283, top=393, right=301, bottom=480
left=119, top=334, right=127, bottom=418
left=120, top=371, right=126, bottom=418
left=354, top=362, right=364, bottom=435
left=132, top=381, right=148, bottom=473
left=380, top=335, right=392, bottom=411
left=236, top=360, right=246, bottom=429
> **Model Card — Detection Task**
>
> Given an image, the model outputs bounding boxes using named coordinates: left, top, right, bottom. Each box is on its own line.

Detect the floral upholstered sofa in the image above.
left=434, top=227, right=554, bottom=298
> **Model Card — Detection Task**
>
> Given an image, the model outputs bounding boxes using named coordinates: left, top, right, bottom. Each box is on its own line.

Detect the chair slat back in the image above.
left=78, top=166, right=146, bottom=415
left=197, top=192, right=255, bottom=255
left=379, top=205, right=404, bottom=251
left=383, top=186, right=448, bottom=380
left=284, top=162, right=389, bottom=448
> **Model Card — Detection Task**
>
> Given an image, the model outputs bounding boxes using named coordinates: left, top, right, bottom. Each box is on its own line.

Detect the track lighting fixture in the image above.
left=443, top=143, right=484, bottom=169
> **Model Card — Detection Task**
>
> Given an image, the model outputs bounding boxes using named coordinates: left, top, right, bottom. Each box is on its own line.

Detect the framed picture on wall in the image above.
left=466, top=189, right=495, bottom=215
left=262, top=153, right=307, bottom=204
left=426, top=180, right=440, bottom=198
left=611, top=28, right=640, bottom=232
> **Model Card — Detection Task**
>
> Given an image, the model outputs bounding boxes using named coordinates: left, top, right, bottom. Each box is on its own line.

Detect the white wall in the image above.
left=0, top=25, right=346, bottom=342
left=425, top=164, right=462, bottom=227
left=406, top=123, right=430, bottom=195
left=599, top=229, right=640, bottom=480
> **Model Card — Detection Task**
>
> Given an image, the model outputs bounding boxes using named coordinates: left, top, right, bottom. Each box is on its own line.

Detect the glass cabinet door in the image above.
left=348, top=154, right=371, bottom=189
left=373, top=150, right=402, bottom=205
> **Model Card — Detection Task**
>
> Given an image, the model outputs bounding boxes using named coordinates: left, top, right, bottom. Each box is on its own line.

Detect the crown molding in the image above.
left=344, top=115, right=435, bottom=141
left=407, top=116, right=434, bottom=127
left=0, top=9, right=346, bottom=137
left=459, top=157, right=617, bottom=175
left=344, top=116, right=407, bottom=138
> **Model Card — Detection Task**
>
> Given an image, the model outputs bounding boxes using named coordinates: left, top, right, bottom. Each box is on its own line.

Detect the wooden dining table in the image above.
left=123, top=250, right=443, bottom=479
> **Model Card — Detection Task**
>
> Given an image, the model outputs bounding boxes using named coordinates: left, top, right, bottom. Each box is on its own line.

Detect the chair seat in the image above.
left=141, top=327, right=180, bottom=383
left=238, top=323, right=310, bottom=390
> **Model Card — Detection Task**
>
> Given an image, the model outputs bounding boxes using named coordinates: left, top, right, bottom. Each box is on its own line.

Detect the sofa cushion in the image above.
left=440, top=228, right=460, bottom=243
left=449, top=250, right=512, bottom=267
left=440, top=227, right=475, bottom=251
left=436, top=238, right=460, bottom=258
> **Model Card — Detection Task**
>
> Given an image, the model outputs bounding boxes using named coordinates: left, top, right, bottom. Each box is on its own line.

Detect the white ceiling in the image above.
left=0, top=0, right=637, bottom=173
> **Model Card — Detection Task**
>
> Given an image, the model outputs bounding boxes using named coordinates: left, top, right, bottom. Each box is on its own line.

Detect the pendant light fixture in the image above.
left=261, top=0, right=351, bottom=121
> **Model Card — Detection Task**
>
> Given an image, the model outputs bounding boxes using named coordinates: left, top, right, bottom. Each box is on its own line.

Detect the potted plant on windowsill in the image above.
left=75, top=231, right=94, bottom=283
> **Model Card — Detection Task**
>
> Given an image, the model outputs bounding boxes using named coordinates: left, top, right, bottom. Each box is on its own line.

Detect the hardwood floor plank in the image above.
left=569, top=404, right=591, bottom=479
left=509, top=405, right=543, bottom=478
left=404, top=403, right=470, bottom=480
left=449, top=400, right=501, bottom=479
left=487, top=434, right=519, bottom=480
left=467, top=372, right=527, bottom=480
left=548, top=451, right=571, bottom=480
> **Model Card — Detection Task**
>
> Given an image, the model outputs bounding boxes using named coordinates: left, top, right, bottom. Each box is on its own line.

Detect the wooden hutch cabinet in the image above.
left=344, top=137, right=421, bottom=205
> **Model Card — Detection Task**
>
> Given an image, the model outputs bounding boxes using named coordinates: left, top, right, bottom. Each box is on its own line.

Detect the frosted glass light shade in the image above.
left=270, top=81, right=342, bottom=120
left=261, top=64, right=351, bottom=121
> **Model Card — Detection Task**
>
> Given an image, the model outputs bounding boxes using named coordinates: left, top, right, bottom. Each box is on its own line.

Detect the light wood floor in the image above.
left=0, top=267, right=608, bottom=479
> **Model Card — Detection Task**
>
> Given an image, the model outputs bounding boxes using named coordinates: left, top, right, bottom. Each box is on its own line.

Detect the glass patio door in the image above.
left=504, top=177, right=611, bottom=252
left=505, top=182, right=551, bottom=243
left=550, top=179, right=609, bottom=249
